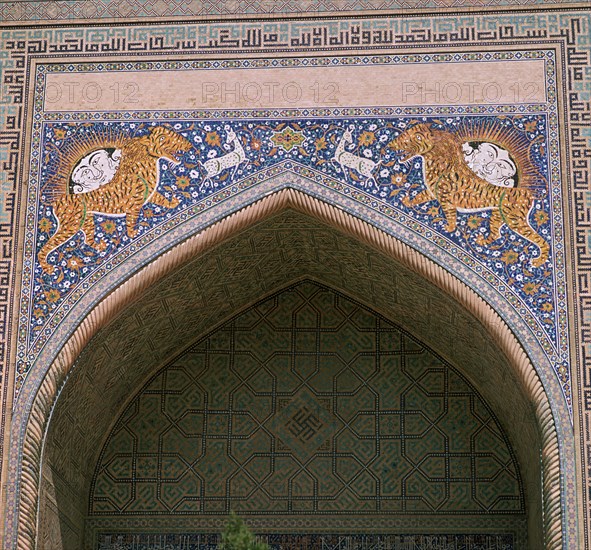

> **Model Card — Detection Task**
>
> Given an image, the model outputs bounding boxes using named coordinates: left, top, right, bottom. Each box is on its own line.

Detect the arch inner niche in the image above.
left=38, top=208, right=541, bottom=550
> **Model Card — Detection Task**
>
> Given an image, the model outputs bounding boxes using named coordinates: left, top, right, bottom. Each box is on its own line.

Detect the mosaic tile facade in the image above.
left=90, top=282, right=524, bottom=519
left=19, top=49, right=567, bottom=407
left=27, top=112, right=561, bottom=391
left=87, top=282, right=526, bottom=548
left=1, top=7, right=589, bottom=550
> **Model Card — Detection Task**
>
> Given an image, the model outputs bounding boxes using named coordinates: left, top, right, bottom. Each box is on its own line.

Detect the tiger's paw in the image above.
left=531, top=255, right=547, bottom=268
left=168, top=196, right=180, bottom=209
left=40, top=262, right=55, bottom=275
left=401, top=195, right=414, bottom=208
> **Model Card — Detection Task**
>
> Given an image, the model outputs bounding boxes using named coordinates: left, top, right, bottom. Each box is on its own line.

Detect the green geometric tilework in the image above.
left=90, top=281, right=524, bottom=516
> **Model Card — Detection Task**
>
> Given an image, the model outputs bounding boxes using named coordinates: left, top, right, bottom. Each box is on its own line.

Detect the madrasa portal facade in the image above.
left=0, top=1, right=590, bottom=548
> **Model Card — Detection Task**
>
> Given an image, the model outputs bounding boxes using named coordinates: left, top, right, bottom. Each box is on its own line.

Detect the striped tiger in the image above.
left=390, top=123, right=549, bottom=267
left=38, top=126, right=192, bottom=274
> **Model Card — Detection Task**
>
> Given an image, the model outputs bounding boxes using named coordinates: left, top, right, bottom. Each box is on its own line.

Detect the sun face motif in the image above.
left=70, top=147, right=122, bottom=194
left=463, top=141, right=518, bottom=188
left=41, top=126, right=129, bottom=202
left=456, top=118, right=546, bottom=193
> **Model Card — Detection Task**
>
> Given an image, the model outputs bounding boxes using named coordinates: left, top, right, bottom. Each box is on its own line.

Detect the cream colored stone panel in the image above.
left=44, top=60, right=547, bottom=111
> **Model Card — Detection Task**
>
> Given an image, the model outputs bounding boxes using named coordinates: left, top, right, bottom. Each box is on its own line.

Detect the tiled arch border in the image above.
left=6, top=188, right=569, bottom=549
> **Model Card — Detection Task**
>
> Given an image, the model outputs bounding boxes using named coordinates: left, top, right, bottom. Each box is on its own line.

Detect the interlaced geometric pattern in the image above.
left=90, top=281, right=524, bottom=516
left=96, top=532, right=515, bottom=550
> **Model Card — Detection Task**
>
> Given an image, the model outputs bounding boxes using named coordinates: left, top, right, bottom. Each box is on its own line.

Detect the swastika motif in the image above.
left=270, top=391, right=338, bottom=459
left=286, top=407, right=323, bottom=442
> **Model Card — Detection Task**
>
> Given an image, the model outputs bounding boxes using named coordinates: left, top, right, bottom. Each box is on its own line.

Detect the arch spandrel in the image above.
left=22, top=111, right=566, bottom=412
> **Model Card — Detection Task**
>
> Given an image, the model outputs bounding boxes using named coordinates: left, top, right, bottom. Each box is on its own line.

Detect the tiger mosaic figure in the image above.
left=389, top=123, right=549, bottom=267
left=39, top=126, right=192, bottom=274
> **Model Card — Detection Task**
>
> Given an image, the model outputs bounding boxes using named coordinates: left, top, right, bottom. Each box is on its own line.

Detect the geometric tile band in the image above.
left=90, top=281, right=525, bottom=520
left=0, top=1, right=586, bottom=23
left=96, top=532, right=516, bottom=550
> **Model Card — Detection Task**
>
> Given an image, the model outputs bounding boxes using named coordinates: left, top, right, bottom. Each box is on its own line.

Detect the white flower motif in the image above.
left=207, top=150, right=217, bottom=159
left=379, top=134, right=388, bottom=142
left=189, top=169, right=200, bottom=179
left=380, top=169, right=389, bottom=178
left=363, top=149, right=372, bottom=158
left=194, top=136, right=202, bottom=143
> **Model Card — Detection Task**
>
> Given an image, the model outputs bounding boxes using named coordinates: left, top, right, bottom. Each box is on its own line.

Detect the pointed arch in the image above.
left=7, top=187, right=567, bottom=548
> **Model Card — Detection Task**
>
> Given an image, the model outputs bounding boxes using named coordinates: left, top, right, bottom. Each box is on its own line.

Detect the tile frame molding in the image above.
left=0, top=0, right=590, bottom=24
left=13, top=189, right=564, bottom=548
